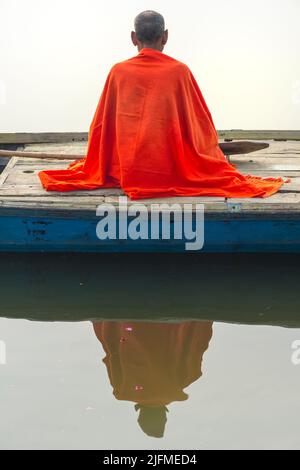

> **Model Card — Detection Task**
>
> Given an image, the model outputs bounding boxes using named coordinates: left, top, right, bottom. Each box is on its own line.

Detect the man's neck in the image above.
left=138, top=43, right=163, bottom=52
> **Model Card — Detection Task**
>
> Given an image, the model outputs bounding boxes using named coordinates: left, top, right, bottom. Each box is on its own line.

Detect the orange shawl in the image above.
left=39, top=48, right=284, bottom=199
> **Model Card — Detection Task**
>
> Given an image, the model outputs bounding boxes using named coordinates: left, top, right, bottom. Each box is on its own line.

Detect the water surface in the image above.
left=0, top=253, right=299, bottom=450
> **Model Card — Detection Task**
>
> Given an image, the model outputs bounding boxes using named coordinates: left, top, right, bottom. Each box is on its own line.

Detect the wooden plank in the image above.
left=239, top=163, right=300, bottom=171
left=232, top=156, right=300, bottom=172
left=0, top=185, right=125, bottom=197
left=1, top=191, right=300, bottom=217
left=24, top=143, right=87, bottom=152
left=279, top=179, right=300, bottom=193
left=0, top=196, right=105, bottom=205
left=227, top=193, right=300, bottom=205
left=1, top=130, right=300, bottom=145
left=25, top=141, right=300, bottom=158
left=0, top=149, right=85, bottom=161
left=251, top=141, right=300, bottom=155
left=230, top=154, right=300, bottom=164
left=218, top=130, right=300, bottom=141
left=242, top=170, right=300, bottom=177
left=1, top=198, right=300, bottom=219
left=13, top=160, right=72, bottom=167
left=3, top=164, right=72, bottom=186
left=0, top=198, right=227, bottom=213
left=0, top=133, right=88, bottom=145
left=2, top=140, right=299, bottom=161
left=0, top=198, right=102, bottom=207
left=24, top=140, right=298, bottom=154
left=231, top=156, right=300, bottom=165
left=22, top=141, right=300, bottom=158
left=0, top=142, right=87, bottom=161
left=0, top=186, right=225, bottom=209
left=0, top=142, right=271, bottom=160
left=22, top=141, right=300, bottom=153
left=104, top=196, right=225, bottom=204
left=0, top=196, right=226, bottom=207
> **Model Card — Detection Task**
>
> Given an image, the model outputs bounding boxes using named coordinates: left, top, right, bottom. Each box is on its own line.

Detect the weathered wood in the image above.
left=6, top=150, right=296, bottom=167
left=0, top=140, right=269, bottom=160
left=242, top=171, right=300, bottom=177
left=1, top=199, right=300, bottom=220
left=250, top=141, right=300, bottom=155
left=279, top=180, right=300, bottom=193
left=1, top=130, right=300, bottom=144
left=104, top=196, right=225, bottom=205
left=0, top=132, right=88, bottom=145
left=19, top=141, right=299, bottom=160
left=0, top=198, right=227, bottom=214
left=0, top=185, right=125, bottom=197
left=24, top=143, right=87, bottom=151
left=0, top=184, right=225, bottom=204
left=227, top=193, right=300, bottom=205
left=0, top=196, right=105, bottom=205
left=231, top=156, right=300, bottom=171
left=218, top=130, right=300, bottom=141
left=0, top=149, right=84, bottom=160
left=25, top=140, right=300, bottom=156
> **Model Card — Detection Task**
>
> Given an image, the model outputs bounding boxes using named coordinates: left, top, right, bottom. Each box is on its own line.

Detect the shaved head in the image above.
left=134, top=11, right=165, bottom=44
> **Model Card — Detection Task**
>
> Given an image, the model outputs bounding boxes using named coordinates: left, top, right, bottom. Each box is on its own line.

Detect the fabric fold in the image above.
left=39, top=48, right=285, bottom=199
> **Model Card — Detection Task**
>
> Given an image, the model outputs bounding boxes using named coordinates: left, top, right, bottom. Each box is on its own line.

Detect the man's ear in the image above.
left=162, top=30, right=168, bottom=45
left=131, top=31, right=138, bottom=46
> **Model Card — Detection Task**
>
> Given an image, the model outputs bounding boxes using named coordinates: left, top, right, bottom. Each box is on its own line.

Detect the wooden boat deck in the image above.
left=1, top=138, right=300, bottom=252
left=1, top=140, right=300, bottom=210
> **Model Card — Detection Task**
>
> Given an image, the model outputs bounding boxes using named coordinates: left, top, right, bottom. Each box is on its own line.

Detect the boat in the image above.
left=0, top=130, right=300, bottom=253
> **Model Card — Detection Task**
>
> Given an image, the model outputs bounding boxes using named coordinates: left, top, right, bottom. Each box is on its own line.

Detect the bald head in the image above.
left=131, top=11, right=168, bottom=52
left=134, top=11, right=165, bottom=43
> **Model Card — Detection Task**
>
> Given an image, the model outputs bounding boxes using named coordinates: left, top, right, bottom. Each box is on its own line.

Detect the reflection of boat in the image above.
left=0, top=252, right=300, bottom=328
left=93, top=321, right=213, bottom=437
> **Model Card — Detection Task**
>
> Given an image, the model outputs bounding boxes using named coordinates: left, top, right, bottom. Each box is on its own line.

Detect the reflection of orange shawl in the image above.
left=39, top=48, right=283, bottom=199
left=93, top=321, right=213, bottom=406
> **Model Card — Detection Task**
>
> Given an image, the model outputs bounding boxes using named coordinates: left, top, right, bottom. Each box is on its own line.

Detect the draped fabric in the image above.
left=39, top=48, right=284, bottom=199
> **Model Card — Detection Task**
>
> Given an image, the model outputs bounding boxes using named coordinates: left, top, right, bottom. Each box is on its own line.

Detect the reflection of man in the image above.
left=93, top=321, right=213, bottom=438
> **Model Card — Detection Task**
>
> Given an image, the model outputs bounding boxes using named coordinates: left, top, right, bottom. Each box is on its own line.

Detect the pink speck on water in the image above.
left=134, top=385, right=144, bottom=392
left=125, top=327, right=133, bottom=332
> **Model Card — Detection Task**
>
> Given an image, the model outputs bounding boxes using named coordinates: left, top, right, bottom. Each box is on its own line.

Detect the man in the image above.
left=39, top=11, right=284, bottom=199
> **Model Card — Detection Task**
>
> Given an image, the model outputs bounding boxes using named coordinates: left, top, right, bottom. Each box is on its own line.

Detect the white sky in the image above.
left=0, top=0, right=299, bottom=132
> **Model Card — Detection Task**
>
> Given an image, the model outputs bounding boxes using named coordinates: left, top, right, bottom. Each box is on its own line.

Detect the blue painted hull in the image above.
left=1, top=210, right=300, bottom=252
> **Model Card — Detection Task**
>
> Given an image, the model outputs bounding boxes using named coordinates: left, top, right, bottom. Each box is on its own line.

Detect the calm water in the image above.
left=0, top=253, right=300, bottom=450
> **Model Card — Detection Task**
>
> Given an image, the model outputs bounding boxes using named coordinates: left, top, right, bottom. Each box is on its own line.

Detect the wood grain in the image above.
left=1, top=130, right=300, bottom=144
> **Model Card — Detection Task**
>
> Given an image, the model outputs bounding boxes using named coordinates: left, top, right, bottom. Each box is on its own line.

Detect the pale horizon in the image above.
left=1, top=0, right=299, bottom=133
